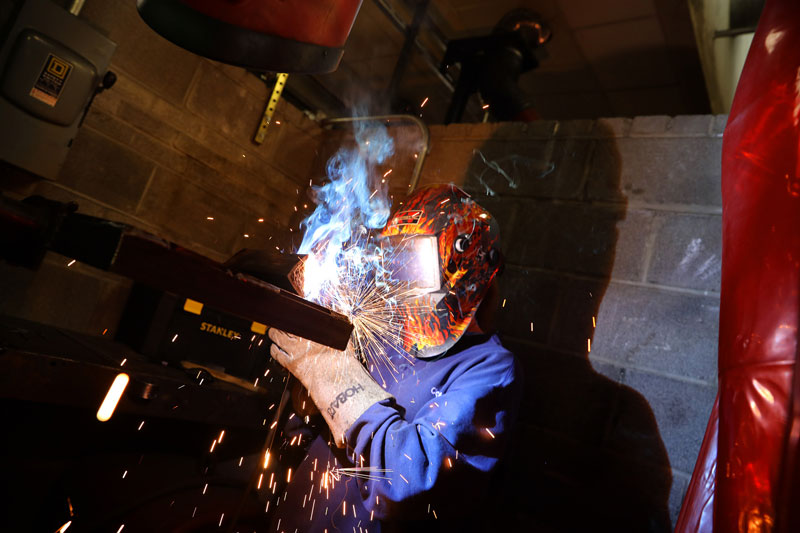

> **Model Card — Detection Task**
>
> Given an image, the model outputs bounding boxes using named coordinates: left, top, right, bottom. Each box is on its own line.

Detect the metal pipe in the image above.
left=68, top=0, right=86, bottom=16
left=371, top=0, right=455, bottom=92
left=321, top=114, right=430, bottom=193
left=386, top=0, right=431, bottom=104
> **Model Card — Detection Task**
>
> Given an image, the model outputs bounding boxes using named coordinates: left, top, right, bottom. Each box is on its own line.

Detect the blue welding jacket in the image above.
left=271, top=334, right=521, bottom=532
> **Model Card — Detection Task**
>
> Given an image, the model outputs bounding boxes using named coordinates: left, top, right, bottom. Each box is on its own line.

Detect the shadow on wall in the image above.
left=460, top=122, right=673, bottom=532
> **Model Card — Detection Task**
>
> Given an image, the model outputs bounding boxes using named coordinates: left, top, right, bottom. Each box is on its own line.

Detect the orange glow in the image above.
left=96, top=373, right=129, bottom=422
left=56, top=520, right=72, bottom=533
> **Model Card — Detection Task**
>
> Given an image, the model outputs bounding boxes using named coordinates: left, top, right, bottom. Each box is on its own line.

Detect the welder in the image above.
left=268, top=184, right=522, bottom=532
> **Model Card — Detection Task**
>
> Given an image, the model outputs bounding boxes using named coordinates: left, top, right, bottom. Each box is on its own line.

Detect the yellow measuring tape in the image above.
left=254, top=73, right=288, bottom=144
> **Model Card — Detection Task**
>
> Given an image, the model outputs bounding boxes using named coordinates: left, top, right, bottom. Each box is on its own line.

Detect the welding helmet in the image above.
left=380, top=184, right=503, bottom=358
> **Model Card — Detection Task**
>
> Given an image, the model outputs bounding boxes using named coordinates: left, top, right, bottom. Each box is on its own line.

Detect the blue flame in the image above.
left=298, top=122, right=394, bottom=256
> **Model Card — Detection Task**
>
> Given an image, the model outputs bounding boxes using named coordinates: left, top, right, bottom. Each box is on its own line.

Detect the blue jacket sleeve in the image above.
left=344, top=345, right=522, bottom=520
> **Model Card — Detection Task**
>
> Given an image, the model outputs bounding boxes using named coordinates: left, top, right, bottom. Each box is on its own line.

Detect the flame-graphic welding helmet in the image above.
left=380, top=184, right=503, bottom=358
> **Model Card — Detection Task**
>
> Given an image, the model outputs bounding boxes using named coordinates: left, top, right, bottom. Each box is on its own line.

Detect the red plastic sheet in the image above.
left=716, top=0, right=800, bottom=530
left=675, top=396, right=717, bottom=532
left=678, top=1, right=800, bottom=530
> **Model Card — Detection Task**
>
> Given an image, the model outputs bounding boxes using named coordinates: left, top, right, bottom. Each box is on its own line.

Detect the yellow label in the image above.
left=251, top=321, right=267, bottom=335
left=183, top=299, right=204, bottom=315
left=47, top=56, right=70, bottom=79
left=200, top=321, right=241, bottom=340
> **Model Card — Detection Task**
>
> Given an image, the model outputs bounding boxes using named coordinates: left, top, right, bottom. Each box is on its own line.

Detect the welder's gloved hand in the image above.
left=268, top=328, right=393, bottom=446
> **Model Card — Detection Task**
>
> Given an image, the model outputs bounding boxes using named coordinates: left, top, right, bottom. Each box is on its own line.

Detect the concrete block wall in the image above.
left=0, top=0, right=321, bottom=336
left=413, top=114, right=724, bottom=530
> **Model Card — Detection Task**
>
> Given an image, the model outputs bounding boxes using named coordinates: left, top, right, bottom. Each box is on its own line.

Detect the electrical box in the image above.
left=0, top=0, right=116, bottom=179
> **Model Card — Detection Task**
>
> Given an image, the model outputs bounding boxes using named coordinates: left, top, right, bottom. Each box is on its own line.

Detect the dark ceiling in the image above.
left=286, top=0, right=710, bottom=123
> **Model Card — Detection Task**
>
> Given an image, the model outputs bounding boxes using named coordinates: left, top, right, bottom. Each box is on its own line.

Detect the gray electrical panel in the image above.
left=0, top=0, right=116, bottom=179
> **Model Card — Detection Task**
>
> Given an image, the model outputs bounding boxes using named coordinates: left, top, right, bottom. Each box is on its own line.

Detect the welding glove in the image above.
left=268, top=328, right=393, bottom=446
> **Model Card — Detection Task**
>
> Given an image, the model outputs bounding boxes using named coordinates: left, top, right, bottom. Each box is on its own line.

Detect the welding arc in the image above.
left=224, top=376, right=293, bottom=532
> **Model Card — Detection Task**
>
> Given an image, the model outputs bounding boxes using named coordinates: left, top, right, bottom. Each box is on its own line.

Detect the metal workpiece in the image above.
left=0, top=194, right=354, bottom=350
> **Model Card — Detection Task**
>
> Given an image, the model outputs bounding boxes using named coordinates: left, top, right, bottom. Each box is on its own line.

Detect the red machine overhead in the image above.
left=137, top=0, right=363, bottom=73
left=676, top=0, right=800, bottom=530
left=182, top=0, right=362, bottom=48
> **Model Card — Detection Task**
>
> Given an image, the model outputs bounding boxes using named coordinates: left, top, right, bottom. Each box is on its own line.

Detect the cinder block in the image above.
left=585, top=139, right=627, bottom=205
left=146, top=95, right=206, bottom=136
left=213, top=60, right=268, bottom=101
left=551, top=277, right=613, bottom=356
left=116, top=101, right=180, bottom=143
left=29, top=181, right=151, bottom=231
left=470, top=196, right=518, bottom=246
left=462, top=137, right=591, bottom=200
left=83, top=108, right=135, bottom=144
left=0, top=253, right=131, bottom=336
left=102, top=70, right=157, bottom=111
left=419, top=139, right=480, bottom=188
left=591, top=283, right=719, bottom=383
left=179, top=158, right=295, bottom=228
left=595, top=117, right=632, bottom=138
left=539, top=138, right=592, bottom=198
left=667, top=115, right=713, bottom=136
left=173, top=132, right=230, bottom=172
left=648, top=213, right=722, bottom=292
left=496, top=268, right=560, bottom=345
left=58, top=127, right=155, bottom=212
left=612, top=209, right=657, bottom=282
left=462, top=138, right=555, bottom=198
left=622, top=368, right=717, bottom=473
left=269, top=123, right=321, bottom=184
left=513, top=120, right=558, bottom=138
left=185, top=62, right=266, bottom=149
left=81, top=0, right=201, bottom=105
left=588, top=137, right=723, bottom=206
left=712, top=114, right=728, bottom=137
left=432, top=122, right=502, bottom=140
left=631, top=115, right=671, bottom=136
left=554, top=119, right=595, bottom=137
left=90, top=87, right=120, bottom=115
left=669, top=471, right=691, bottom=529
left=86, top=106, right=184, bottom=176
left=136, top=167, right=248, bottom=258
left=129, top=130, right=188, bottom=175
left=501, top=200, right=553, bottom=266
left=539, top=203, right=626, bottom=277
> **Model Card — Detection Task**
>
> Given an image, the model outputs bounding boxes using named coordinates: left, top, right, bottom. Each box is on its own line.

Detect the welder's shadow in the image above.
left=460, top=121, right=672, bottom=532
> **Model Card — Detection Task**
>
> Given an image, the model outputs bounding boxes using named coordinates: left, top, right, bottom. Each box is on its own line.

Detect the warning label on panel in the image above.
left=29, top=54, right=72, bottom=107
